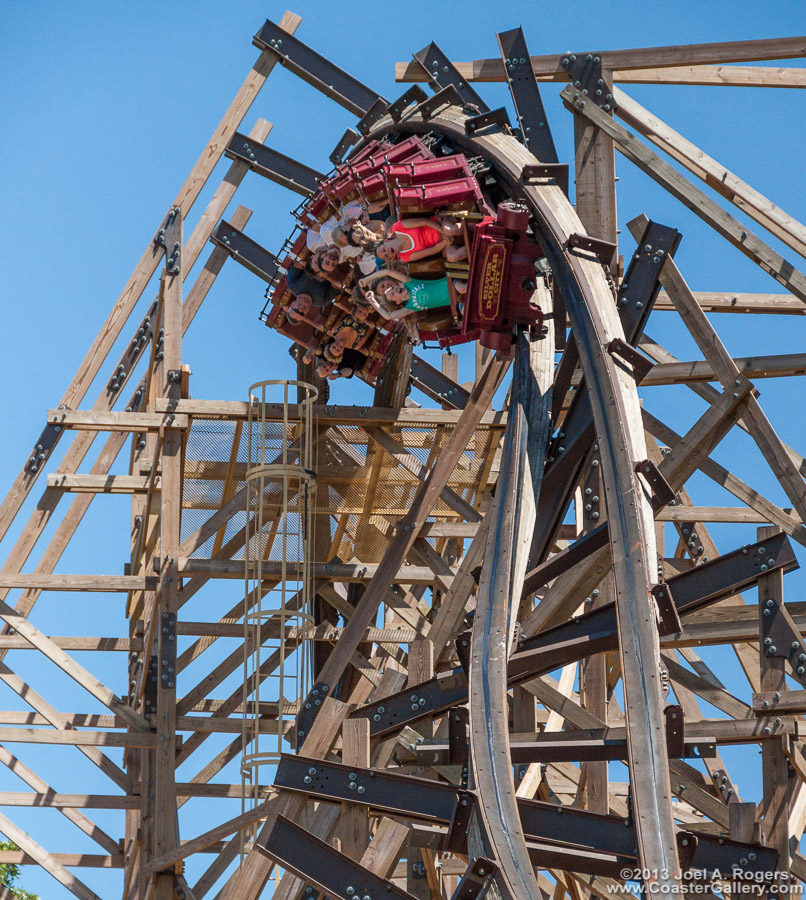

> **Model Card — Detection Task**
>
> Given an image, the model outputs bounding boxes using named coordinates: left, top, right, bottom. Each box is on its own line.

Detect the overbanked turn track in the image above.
left=368, top=109, right=680, bottom=896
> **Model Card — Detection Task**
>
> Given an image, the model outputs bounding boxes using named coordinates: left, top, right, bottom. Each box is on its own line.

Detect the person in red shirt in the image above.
left=377, top=217, right=469, bottom=266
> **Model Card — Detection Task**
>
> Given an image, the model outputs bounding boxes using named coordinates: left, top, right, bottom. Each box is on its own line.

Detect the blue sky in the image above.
left=1, top=2, right=806, bottom=897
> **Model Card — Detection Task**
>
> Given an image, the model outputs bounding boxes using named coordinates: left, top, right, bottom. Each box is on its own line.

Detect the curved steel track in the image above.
left=369, top=108, right=680, bottom=895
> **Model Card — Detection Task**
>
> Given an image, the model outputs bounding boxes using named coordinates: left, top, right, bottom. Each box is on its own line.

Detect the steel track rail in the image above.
left=468, top=332, right=552, bottom=900
left=368, top=109, right=679, bottom=892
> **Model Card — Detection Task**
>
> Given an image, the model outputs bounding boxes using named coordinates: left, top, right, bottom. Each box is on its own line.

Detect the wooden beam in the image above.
left=0, top=636, right=132, bottom=651
left=614, top=86, right=806, bottom=258
left=656, top=505, right=800, bottom=524
left=608, top=65, right=806, bottom=89
left=0, top=852, right=122, bottom=868
left=155, top=397, right=508, bottom=428
left=341, top=718, right=371, bottom=859
left=46, top=410, right=188, bottom=433
left=0, top=809, right=103, bottom=900
left=396, top=36, right=806, bottom=82
left=0, top=596, right=149, bottom=731
left=46, top=474, right=151, bottom=493
left=640, top=352, right=806, bottom=385
left=0, top=792, right=140, bottom=808
left=573, top=80, right=618, bottom=272
left=0, top=745, right=119, bottom=854
left=178, top=558, right=452, bottom=585
left=655, top=291, right=806, bottom=315
left=0, top=574, right=153, bottom=592
left=0, top=728, right=160, bottom=747
left=563, top=92, right=806, bottom=303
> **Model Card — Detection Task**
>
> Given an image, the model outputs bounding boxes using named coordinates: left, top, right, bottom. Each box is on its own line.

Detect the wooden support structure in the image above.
left=2, top=15, right=806, bottom=900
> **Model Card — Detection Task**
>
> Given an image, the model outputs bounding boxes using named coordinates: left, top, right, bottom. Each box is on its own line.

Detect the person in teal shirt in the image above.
left=359, top=269, right=465, bottom=322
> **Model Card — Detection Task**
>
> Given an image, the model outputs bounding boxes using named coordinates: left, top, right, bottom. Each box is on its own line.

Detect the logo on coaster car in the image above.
left=479, top=241, right=507, bottom=321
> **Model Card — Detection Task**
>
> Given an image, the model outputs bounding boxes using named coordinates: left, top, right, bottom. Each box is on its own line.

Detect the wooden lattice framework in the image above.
left=2, top=12, right=806, bottom=900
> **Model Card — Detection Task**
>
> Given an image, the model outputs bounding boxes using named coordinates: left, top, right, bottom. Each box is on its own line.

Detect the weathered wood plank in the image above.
left=396, top=36, right=806, bottom=82
left=564, top=94, right=806, bottom=303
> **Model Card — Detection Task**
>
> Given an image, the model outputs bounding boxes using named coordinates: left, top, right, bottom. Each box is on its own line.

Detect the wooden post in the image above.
left=154, top=210, right=184, bottom=900
left=341, top=719, right=370, bottom=860
left=573, top=76, right=618, bottom=276
left=758, top=526, right=791, bottom=870
left=406, top=638, right=434, bottom=900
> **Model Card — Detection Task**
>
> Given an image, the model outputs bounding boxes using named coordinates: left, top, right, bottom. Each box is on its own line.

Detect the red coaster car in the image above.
left=460, top=201, right=546, bottom=351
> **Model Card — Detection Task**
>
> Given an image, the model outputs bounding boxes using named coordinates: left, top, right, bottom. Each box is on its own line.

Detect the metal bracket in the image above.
left=464, top=107, right=511, bottom=136
left=257, top=815, right=417, bottom=900
left=651, top=583, right=682, bottom=636
left=606, top=338, right=654, bottom=384
left=667, top=494, right=705, bottom=559
left=448, top=706, right=469, bottom=770
left=710, top=765, right=739, bottom=803
left=144, top=655, right=158, bottom=716
left=451, top=858, right=498, bottom=900
left=225, top=133, right=323, bottom=196
left=635, top=458, right=676, bottom=511
left=294, top=681, right=332, bottom=747
left=330, top=128, right=361, bottom=166
left=25, top=422, right=64, bottom=476
left=158, top=612, right=176, bottom=691
left=560, top=52, right=616, bottom=112
left=412, top=42, right=489, bottom=113
left=565, top=232, right=617, bottom=265
left=275, top=754, right=460, bottom=823
left=356, top=97, right=391, bottom=136
left=154, top=206, right=181, bottom=275
left=253, top=19, right=385, bottom=117
left=128, top=378, right=148, bottom=413
left=521, top=163, right=569, bottom=197
left=515, top=533, right=796, bottom=678
left=416, top=84, right=464, bottom=120
left=679, top=831, right=778, bottom=881
left=106, top=301, right=158, bottom=400
left=497, top=27, right=558, bottom=162
left=444, top=790, right=474, bottom=854
left=387, top=85, right=428, bottom=121
left=760, top=582, right=806, bottom=685
left=677, top=832, right=698, bottom=871
left=211, top=221, right=280, bottom=286
left=617, top=221, right=681, bottom=335
left=352, top=667, right=468, bottom=737
left=454, top=631, right=471, bottom=676
left=664, top=704, right=685, bottom=758
left=409, top=355, right=470, bottom=410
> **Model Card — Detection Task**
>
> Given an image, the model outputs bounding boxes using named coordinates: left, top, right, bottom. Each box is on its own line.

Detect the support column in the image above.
left=154, top=210, right=184, bottom=900
left=757, top=526, right=792, bottom=872
left=573, top=77, right=618, bottom=276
